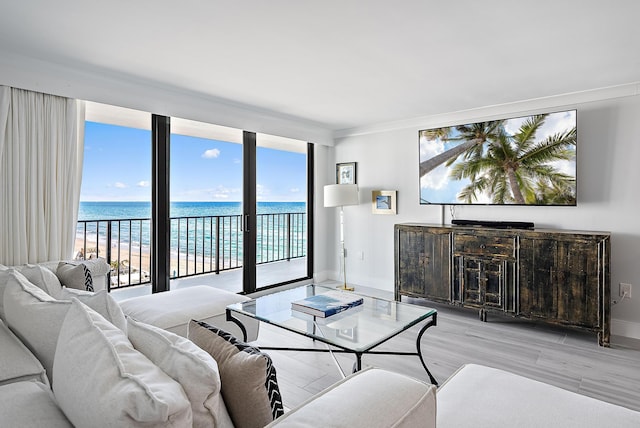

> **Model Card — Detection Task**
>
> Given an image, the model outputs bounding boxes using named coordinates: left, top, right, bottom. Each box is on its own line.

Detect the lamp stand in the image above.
left=337, top=206, right=355, bottom=291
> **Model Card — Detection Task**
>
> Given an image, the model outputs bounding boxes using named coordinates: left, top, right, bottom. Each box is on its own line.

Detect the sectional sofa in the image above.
left=1, top=260, right=639, bottom=427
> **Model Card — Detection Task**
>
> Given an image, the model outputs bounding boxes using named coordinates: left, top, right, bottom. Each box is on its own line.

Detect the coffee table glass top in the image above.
left=227, top=284, right=437, bottom=353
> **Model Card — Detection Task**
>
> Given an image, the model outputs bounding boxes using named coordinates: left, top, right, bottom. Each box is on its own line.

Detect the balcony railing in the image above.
left=74, top=212, right=307, bottom=289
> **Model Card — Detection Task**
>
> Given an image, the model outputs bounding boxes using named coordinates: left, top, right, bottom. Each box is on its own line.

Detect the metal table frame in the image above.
left=226, top=305, right=438, bottom=385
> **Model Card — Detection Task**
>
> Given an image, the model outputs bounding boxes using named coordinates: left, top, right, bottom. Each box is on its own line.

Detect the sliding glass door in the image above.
left=169, top=124, right=312, bottom=294
left=254, top=133, right=310, bottom=289
left=170, top=118, right=244, bottom=293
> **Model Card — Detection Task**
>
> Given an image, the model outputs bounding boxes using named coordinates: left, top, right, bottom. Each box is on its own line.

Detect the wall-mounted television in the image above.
left=419, top=109, right=577, bottom=206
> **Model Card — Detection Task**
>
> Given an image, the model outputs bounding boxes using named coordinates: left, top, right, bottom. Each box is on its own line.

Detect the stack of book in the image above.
left=291, top=291, right=364, bottom=318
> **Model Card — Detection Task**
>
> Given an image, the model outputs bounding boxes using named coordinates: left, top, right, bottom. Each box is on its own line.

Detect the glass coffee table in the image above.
left=226, top=284, right=438, bottom=385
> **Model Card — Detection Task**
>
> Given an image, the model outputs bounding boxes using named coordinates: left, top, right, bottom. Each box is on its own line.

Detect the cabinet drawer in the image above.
left=454, top=233, right=515, bottom=259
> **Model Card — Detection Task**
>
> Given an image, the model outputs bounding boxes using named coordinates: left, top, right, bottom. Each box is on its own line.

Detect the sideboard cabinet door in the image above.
left=518, top=237, right=559, bottom=319
left=555, top=237, right=602, bottom=329
left=519, top=235, right=606, bottom=330
left=395, top=225, right=451, bottom=301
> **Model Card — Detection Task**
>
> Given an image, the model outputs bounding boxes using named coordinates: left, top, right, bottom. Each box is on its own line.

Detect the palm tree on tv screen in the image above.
left=449, top=114, right=576, bottom=204
left=419, top=121, right=505, bottom=177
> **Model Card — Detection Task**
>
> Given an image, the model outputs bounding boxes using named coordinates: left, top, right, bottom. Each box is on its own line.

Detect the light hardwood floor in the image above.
left=112, top=274, right=639, bottom=413
left=253, top=288, right=640, bottom=412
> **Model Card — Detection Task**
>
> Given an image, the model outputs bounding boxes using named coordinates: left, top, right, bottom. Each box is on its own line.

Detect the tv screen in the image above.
left=419, top=110, right=577, bottom=206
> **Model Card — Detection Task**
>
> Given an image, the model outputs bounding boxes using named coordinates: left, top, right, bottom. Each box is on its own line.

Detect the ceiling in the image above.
left=1, top=1, right=639, bottom=133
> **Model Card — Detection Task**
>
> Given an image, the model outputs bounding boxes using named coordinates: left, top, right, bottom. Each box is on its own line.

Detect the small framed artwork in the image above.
left=336, top=162, right=357, bottom=184
left=372, top=190, right=397, bottom=215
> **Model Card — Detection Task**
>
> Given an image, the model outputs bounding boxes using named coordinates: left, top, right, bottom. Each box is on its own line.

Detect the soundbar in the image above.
left=451, top=219, right=535, bottom=229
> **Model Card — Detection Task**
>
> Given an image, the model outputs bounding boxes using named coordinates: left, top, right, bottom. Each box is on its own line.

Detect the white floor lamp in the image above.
left=324, top=184, right=359, bottom=291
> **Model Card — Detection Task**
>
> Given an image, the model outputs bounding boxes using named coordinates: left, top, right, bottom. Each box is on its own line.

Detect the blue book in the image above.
left=292, top=291, right=364, bottom=318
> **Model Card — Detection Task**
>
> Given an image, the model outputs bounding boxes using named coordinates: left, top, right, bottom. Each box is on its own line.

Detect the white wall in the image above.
left=329, top=88, right=640, bottom=340
left=313, top=144, right=334, bottom=283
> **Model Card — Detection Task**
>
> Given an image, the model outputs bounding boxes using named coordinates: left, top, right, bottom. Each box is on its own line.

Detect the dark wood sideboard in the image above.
left=394, top=223, right=611, bottom=346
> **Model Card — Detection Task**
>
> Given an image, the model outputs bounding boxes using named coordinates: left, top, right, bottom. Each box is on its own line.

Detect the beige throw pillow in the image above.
left=56, top=262, right=93, bottom=292
left=53, top=299, right=192, bottom=427
left=188, top=319, right=284, bottom=428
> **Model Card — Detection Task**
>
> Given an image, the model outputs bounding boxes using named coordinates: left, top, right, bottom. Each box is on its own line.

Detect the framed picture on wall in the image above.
left=372, top=190, right=397, bottom=215
left=336, top=162, right=357, bottom=184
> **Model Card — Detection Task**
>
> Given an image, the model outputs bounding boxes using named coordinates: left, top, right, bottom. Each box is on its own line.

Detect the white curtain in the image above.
left=0, top=86, right=85, bottom=265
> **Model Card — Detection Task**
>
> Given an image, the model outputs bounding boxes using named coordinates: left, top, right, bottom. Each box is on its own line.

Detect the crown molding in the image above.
left=334, top=82, right=640, bottom=139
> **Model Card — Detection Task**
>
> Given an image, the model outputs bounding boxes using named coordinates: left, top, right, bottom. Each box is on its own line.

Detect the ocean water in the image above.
left=76, top=201, right=307, bottom=263
left=78, top=201, right=306, bottom=220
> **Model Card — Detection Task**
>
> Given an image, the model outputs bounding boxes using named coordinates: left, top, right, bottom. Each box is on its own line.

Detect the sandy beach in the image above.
left=73, top=237, right=238, bottom=287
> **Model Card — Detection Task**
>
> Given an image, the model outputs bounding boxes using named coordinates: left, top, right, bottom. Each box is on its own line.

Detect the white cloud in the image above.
left=256, top=184, right=270, bottom=201
left=504, top=110, right=576, bottom=142
left=420, top=164, right=449, bottom=190
left=137, top=181, right=150, bottom=187
left=173, top=185, right=242, bottom=201
left=290, top=187, right=300, bottom=193
left=114, top=182, right=127, bottom=189
left=539, top=110, right=576, bottom=140
left=207, top=185, right=232, bottom=199
left=419, top=135, right=449, bottom=190
left=202, top=148, right=221, bottom=159
left=504, top=117, right=525, bottom=136
left=419, top=134, right=444, bottom=162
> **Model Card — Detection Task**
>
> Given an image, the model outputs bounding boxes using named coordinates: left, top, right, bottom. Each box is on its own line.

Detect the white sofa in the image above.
left=118, top=285, right=259, bottom=341
left=1, top=260, right=639, bottom=428
left=0, top=261, right=434, bottom=427
left=1, top=258, right=259, bottom=341
left=437, top=364, right=640, bottom=428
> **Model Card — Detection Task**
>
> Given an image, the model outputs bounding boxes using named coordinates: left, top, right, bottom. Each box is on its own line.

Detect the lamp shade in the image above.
left=324, top=184, right=359, bottom=207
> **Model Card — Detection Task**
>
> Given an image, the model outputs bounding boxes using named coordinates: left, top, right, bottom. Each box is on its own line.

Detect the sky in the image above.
left=81, top=121, right=307, bottom=202
left=419, top=110, right=577, bottom=204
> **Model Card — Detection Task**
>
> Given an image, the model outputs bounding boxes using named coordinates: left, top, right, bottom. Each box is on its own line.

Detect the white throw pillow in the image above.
left=53, top=299, right=192, bottom=427
left=127, top=317, right=223, bottom=428
left=3, top=270, right=70, bottom=384
left=1, top=265, right=62, bottom=320
left=18, top=264, right=63, bottom=299
left=0, top=318, right=49, bottom=386
left=3, top=271, right=129, bottom=383
left=58, top=288, right=127, bottom=332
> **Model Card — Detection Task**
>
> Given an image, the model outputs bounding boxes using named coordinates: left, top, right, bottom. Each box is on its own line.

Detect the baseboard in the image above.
left=312, top=270, right=332, bottom=284
left=317, top=270, right=391, bottom=293
left=611, top=319, right=640, bottom=341
left=341, top=272, right=391, bottom=293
